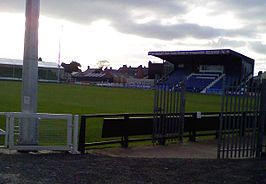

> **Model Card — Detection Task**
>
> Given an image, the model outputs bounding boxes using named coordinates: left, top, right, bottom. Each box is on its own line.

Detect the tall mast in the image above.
left=20, top=0, right=40, bottom=145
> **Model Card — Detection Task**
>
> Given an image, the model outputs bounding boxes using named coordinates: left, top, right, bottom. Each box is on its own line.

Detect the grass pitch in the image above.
left=0, top=80, right=221, bottom=145
left=0, top=80, right=221, bottom=114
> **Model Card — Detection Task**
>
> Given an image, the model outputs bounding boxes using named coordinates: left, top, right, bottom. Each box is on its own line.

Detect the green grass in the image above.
left=0, top=80, right=222, bottom=145
left=0, top=80, right=221, bottom=114
left=0, top=81, right=155, bottom=114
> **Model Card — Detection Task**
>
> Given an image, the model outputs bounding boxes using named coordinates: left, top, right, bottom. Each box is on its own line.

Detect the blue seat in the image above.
left=186, top=74, right=218, bottom=92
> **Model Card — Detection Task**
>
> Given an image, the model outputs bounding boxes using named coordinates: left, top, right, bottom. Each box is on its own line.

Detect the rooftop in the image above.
left=148, top=49, right=254, bottom=65
left=0, top=58, right=61, bottom=69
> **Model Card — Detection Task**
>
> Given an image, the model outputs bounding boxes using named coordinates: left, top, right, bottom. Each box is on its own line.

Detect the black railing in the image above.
left=78, top=112, right=224, bottom=154
left=78, top=113, right=155, bottom=153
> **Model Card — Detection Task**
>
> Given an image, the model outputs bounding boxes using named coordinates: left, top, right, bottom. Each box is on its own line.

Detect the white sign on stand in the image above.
left=196, top=112, right=202, bottom=119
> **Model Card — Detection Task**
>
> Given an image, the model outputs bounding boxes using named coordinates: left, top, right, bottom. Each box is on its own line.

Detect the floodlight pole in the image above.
left=19, top=0, right=40, bottom=145
left=57, top=35, right=61, bottom=83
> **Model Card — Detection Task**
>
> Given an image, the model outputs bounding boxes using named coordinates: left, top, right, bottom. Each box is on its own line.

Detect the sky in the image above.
left=0, top=0, right=265, bottom=74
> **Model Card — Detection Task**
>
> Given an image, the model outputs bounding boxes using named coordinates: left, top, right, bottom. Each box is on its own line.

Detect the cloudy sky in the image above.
left=0, top=0, right=265, bottom=74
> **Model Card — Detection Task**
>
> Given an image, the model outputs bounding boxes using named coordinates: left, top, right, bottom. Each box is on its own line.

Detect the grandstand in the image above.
left=0, top=58, right=65, bottom=82
left=148, top=49, right=254, bottom=94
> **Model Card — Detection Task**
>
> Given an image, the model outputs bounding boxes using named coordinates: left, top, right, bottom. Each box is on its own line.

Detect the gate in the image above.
left=153, top=80, right=185, bottom=145
left=0, top=112, right=9, bottom=148
left=218, top=78, right=266, bottom=159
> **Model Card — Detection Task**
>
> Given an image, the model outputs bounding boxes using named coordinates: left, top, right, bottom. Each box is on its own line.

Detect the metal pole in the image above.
left=20, top=0, right=40, bottom=145
left=152, top=77, right=159, bottom=144
left=256, top=79, right=266, bottom=157
left=72, top=115, right=80, bottom=154
left=179, top=81, right=185, bottom=142
left=57, top=26, right=62, bottom=83
left=78, top=116, right=86, bottom=154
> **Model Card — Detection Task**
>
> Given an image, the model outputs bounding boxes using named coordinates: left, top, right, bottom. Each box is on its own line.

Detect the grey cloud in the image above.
left=199, top=0, right=265, bottom=14
left=204, top=0, right=266, bottom=23
left=0, top=0, right=219, bottom=40
left=112, top=19, right=223, bottom=40
left=249, top=42, right=266, bottom=55
left=225, top=26, right=256, bottom=38
left=209, top=38, right=246, bottom=48
left=255, top=60, right=266, bottom=71
left=219, top=0, right=265, bottom=9
left=42, top=1, right=255, bottom=40
left=44, top=1, right=218, bottom=41
left=41, top=0, right=187, bottom=23
left=0, top=0, right=263, bottom=41
left=256, top=60, right=266, bottom=66
left=0, top=1, right=24, bottom=12
left=112, top=19, right=256, bottom=41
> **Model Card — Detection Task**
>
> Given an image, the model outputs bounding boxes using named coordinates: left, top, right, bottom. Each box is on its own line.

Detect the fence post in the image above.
left=121, top=114, right=129, bottom=148
left=179, top=81, right=186, bottom=143
left=78, top=116, right=86, bottom=154
left=71, top=115, right=80, bottom=154
left=256, top=79, right=266, bottom=157
left=5, top=113, right=10, bottom=148
left=67, top=115, right=73, bottom=150
left=9, top=114, right=15, bottom=149
left=189, top=113, right=197, bottom=142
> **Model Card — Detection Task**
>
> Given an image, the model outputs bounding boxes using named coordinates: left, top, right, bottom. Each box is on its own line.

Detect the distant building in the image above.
left=255, top=71, right=266, bottom=81
left=148, top=61, right=164, bottom=79
left=261, top=72, right=266, bottom=79
left=72, top=64, right=154, bottom=88
left=72, top=66, right=112, bottom=83
left=117, top=65, right=148, bottom=79
left=0, top=58, right=64, bottom=82
left=74, top=64, right=149, bottom=83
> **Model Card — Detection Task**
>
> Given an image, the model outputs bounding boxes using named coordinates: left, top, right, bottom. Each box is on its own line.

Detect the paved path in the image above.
left=88, top=139, right=218, bottom=159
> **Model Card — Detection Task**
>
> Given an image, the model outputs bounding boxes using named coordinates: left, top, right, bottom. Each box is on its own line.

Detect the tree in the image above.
left=61, top=61, right=82, bottom=74
left=96, top=60, right=110, bottom=70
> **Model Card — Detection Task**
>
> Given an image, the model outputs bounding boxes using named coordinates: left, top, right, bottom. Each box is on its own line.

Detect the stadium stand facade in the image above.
left=148, top=49, right=254, bottom=94
left=0, top=58, right=64, bottom=82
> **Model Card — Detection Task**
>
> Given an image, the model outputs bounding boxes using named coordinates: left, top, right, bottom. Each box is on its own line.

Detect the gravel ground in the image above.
left=0, top=152, right=265, bottom=184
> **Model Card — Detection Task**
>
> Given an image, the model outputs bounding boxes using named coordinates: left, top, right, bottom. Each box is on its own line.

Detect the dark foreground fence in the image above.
left=78, top=112, right=249, bottom=154
left=153, top=81, right=186, bottom=145
left=78, top=113, right=154, bottom=154
left=218, top=79, right=266, bottom=159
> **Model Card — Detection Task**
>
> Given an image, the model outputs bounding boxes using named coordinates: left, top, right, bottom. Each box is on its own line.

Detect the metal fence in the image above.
left=4, top=112, right=79, bottom=153
left=153, top=80, right=186, bottom=145
left=0, top=112, right=9, bottom=148
left=78, top=112, right=224, bottom=153
left=218, top=79, right=266, bottom=159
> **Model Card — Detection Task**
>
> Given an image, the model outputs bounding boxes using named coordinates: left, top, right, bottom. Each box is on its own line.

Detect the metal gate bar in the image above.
left=153, top=80, right=185, bottom=145
left=257, top=80, right=266, bottom=157
left=218, top=79, right=264, bottom=159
